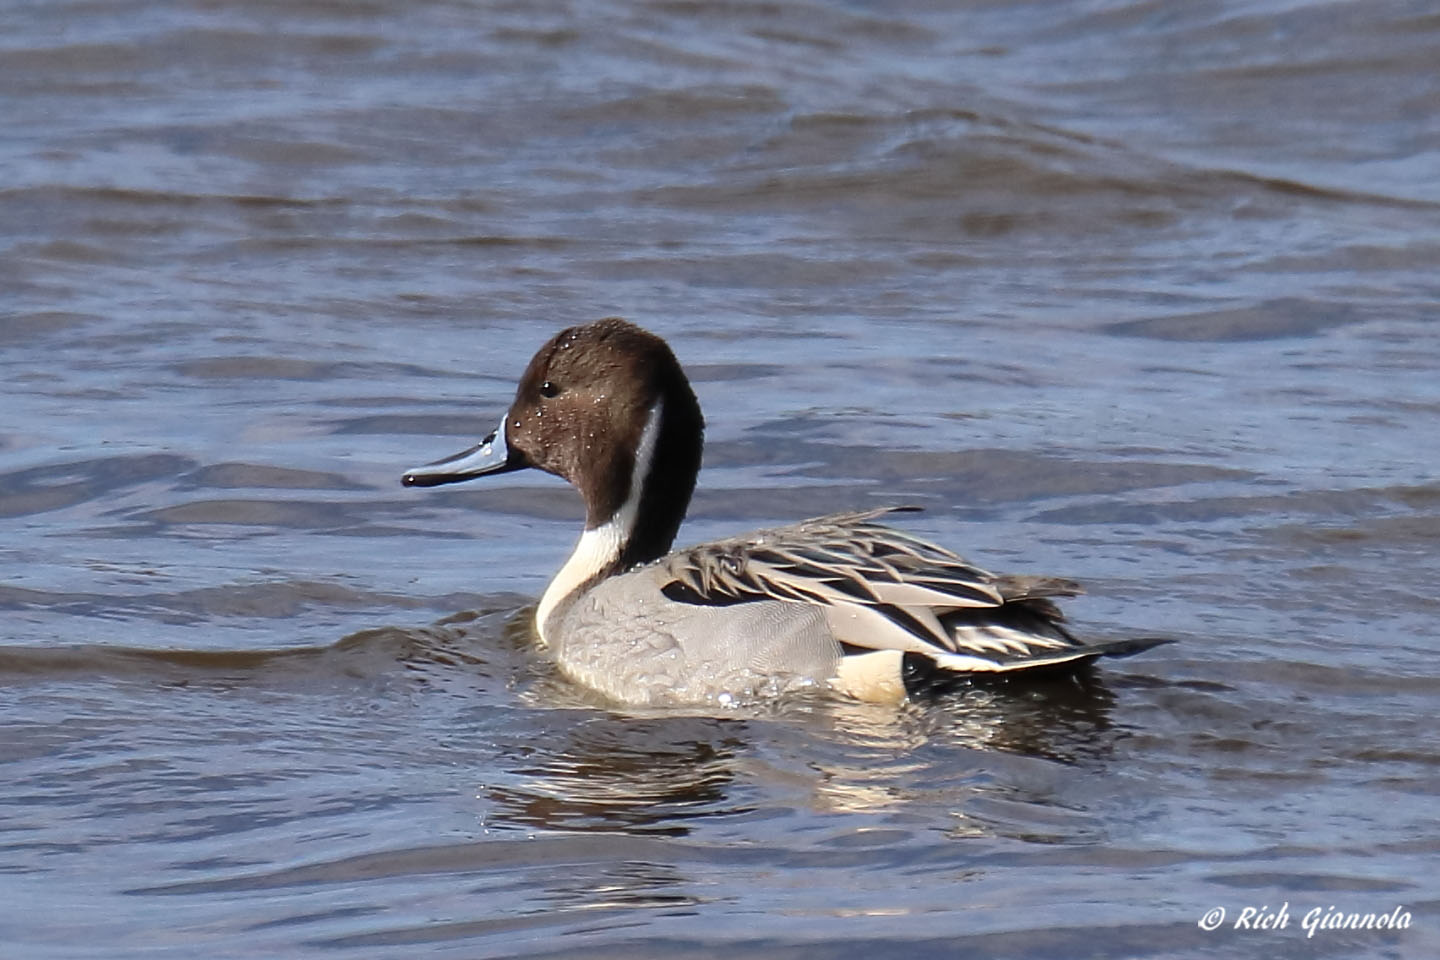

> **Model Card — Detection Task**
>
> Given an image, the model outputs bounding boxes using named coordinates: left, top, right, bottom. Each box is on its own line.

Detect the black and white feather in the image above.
left=655, top=507, right=1121, bottom=673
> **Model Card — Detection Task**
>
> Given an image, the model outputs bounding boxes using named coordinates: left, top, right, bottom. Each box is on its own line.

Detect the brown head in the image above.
left=403, top=318, right=705, bottom=566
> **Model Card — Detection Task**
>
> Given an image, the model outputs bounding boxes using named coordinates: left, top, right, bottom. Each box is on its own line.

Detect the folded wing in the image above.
left=655, top=507, right=1108, bottom=672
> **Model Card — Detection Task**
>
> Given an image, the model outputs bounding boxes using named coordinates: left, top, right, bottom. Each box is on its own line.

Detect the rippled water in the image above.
left=3, top=1, right=1438, bottom=957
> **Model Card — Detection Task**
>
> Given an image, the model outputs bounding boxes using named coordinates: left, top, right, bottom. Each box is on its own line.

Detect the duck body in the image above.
left=404, top=318, right=1160, bottom=705
left=545, top=557, right=835, bottom=704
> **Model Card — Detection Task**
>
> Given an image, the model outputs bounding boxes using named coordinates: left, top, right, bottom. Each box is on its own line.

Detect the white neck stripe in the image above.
left=536, top=400, right=663, bottom=642
left=612, top=396, right=662, bottom=545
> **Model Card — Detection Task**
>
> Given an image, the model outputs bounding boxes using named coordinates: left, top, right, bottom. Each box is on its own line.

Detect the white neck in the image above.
left=535, top=400, right=663, bottom=643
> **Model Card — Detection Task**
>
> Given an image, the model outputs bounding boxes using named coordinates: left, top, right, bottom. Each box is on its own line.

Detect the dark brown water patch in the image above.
left=136, top=498, right=359, bottom=529
left=331, top=413, right=502, bottom=437
left=582, top=253, right=895, bottom=290
left=1104, top=297, right=1363, bottom=341
left=131, top=831, right=734, bottom=897
left=173, top=356, right=442, bottom=384
left=429, top=233, right=572, bottom=249
left=632, top=116, right=1314, bottom=244
left=0, top=311, right=102, bottom=346
left=1209, top=871, right=1414, bottom=892
left=711, top=437, right=1250, bottom=504
left=641, top=0, right=935, bottom=47
left=183, top=462, right=370, bottom=492
left=1267, top=513, right=1440, bottom=550
left=1035, top=482, right=1440, bottom=528
left=16, top=239, right=133, bottom=266
left=0, top=453, right=193, bottom=518
left=556, top=85, right=787, bottom=127
left=0, top=184, right=338, bottom=211
left=0, top=612, right=522, bottom=688
left=683, top=362, right=784, bottom=383
left=174, top=356, right=339, bottom=381
left=0, top=579, right=493, bottom=627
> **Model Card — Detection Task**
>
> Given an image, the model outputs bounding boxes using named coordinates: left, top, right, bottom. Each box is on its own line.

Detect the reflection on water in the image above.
left=485, top=712, right=748, bottom=837
left=0, top=611, right=1137, bottom=847
left=55, top=615, right=1162, bottom=950
left=468, top=606, right=1137, bottom=839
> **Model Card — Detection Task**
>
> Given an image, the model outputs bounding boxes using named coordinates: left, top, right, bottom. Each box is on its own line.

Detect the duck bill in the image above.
left=401, top=417, right=526, bottom=487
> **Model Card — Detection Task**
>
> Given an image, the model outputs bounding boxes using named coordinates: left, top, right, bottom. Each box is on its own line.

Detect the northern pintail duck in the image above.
left=404, top=318, right=1160, bottom=705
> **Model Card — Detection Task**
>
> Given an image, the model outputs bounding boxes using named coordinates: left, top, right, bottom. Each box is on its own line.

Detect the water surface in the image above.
left=3, top=1, right=1438, bottom=957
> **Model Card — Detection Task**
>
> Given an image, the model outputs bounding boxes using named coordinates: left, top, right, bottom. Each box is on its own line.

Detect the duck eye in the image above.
left=539, top=380, right=560, bottom=399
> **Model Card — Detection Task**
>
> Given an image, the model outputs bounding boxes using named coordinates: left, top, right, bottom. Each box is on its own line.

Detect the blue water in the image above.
left=2, top=1, right=1438, bottom=957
